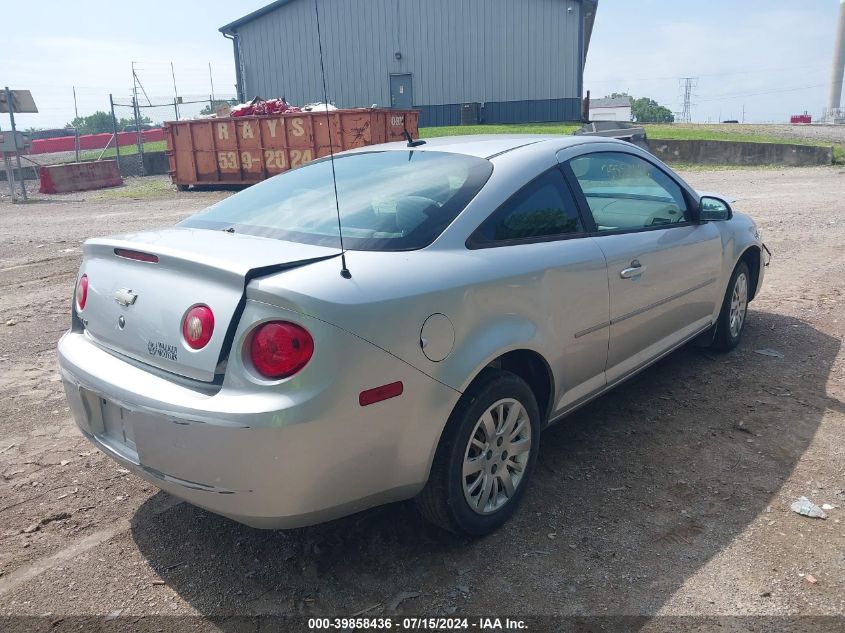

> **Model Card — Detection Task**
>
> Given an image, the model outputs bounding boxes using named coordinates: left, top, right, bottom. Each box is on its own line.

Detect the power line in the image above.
left=695, top=82, right=829, bottom=103
left=587, top=63, right=829, bottom=85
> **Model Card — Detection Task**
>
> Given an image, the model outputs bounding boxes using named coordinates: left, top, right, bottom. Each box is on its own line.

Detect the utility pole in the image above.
left=109, top=93, right=121, bottom=162
left=170, top=62, right=180, bottom=120
left=5, top=87, right=27, bottom=201
left=209, top=62, right=216, bottom=103
left=131, top=62, right=145, bottom=176
left=741, top=104, right=746, bottom=124
left=72, top=86, right=80, bottom=163
left=0, top=118, right=16, bottom=203
left=679, top=77, right=698, bottom=123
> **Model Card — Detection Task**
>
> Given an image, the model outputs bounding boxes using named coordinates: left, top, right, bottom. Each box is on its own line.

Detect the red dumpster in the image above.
left=163, top=108, right=419, bottom=188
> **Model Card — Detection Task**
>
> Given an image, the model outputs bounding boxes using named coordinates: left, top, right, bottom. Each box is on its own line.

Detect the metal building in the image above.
left=220, top=0, right=598, bottom=127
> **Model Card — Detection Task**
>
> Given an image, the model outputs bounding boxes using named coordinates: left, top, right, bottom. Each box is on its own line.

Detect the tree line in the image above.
left=63, top=111, right=153, bottom=135
left=63, top=100, right=237, bottom=135
left=57, top=96, right=672, bottom=135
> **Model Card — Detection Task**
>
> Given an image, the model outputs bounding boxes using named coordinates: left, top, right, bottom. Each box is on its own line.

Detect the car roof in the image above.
left=347, top=134, right=609, bottom=160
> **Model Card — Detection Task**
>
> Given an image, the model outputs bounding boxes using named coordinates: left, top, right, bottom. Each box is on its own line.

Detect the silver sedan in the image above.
left=58, top=135, right=767, bottom=535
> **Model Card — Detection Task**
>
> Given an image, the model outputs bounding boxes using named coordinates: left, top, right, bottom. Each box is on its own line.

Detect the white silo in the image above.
left=828, top=0, right=845, bottom=122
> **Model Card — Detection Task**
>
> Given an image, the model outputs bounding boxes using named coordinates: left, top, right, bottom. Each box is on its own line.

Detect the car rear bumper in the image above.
left=57, top=308, right=460, bottom=529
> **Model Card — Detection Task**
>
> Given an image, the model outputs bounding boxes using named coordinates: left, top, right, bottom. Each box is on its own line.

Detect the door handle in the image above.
left=620, top=260, right=645, bottom=279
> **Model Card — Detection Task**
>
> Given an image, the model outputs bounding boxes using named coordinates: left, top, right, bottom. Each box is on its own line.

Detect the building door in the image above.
left=389, top=74, right=413, bottom=109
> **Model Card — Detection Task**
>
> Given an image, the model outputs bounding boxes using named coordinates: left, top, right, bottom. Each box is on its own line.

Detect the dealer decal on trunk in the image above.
left=147, top=341, right=178, bottom=361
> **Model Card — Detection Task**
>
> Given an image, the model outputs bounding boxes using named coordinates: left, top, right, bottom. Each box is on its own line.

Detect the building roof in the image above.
left=220, top=0, right=598, bottom=56
left=589, top=96, right=632, bottom=108
left=220, top=0, right=295, bottom=33
left=582, top=0, right=598, bottom=58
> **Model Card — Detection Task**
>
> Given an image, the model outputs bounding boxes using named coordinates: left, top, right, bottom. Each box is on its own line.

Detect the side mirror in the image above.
left=699, top=196, right=732, bottom=221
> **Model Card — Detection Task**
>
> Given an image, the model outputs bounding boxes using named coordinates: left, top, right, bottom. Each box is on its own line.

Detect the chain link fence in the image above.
left=22, top=93, right=236, bottom=175
left=110, top=93, right=238, bottom=176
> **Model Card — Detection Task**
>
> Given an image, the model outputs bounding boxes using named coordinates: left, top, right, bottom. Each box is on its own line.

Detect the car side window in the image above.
left=569, top=152, right=689, bottom=232
left=470, top=168, right=583, bottom=245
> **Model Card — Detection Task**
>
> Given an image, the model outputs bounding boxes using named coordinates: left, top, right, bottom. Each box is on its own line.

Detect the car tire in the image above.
left=415, top=368, right=540, bottom=536
left=711, top=261, right=751, bottom=352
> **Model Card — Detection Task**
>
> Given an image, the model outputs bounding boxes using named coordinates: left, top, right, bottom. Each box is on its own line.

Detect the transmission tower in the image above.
left=678, top=77, right=698, bottom=123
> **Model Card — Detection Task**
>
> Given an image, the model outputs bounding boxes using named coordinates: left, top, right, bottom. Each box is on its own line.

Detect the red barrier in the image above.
left=30, top=129, right=165, bottom=155
left=39, top=160, right=123, bottom=194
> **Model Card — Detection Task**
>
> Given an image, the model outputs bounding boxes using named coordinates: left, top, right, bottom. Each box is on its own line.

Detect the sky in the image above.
left=583, top=0, right=841, bottom=123
left=1, top=0, right=842, bottom=129
left=0, top=0, right=268, bottom=130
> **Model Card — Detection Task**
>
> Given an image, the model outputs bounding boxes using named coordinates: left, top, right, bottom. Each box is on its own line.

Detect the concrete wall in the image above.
left=649, top=139, right=833, bottom=166
left=10, top=153, right=168, bottom=182
left=39, top=161, right=122, bottom=194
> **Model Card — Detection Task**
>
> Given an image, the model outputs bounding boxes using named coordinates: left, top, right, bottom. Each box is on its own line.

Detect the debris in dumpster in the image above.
left=302, top=102, right=338, bottom=112
left=790, top=496, right=827, bottom=519
left=230, top=96, right=302, bottom=117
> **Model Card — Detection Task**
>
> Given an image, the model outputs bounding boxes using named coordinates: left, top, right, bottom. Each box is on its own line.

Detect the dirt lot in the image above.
left=0, top=170, right=843, bottom=627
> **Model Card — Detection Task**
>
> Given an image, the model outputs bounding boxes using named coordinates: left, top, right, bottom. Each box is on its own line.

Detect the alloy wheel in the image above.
left=462, top=398, right=532, bottom=515
left=729, top=272, right=748, bottom=338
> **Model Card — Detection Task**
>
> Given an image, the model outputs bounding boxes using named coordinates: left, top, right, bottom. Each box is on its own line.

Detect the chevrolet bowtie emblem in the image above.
left=113, top=288, right=138, bottom=307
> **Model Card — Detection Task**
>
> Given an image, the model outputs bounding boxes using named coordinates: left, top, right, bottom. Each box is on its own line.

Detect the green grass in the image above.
left=641, top=124, right=829, bottom=146
left=79, top=140, right=167, bottom=161
left=39, top=140, right=168, bottom=165
left=420, top=122, right=582, bottom=138
left=85, top=176, right=173, bottom=201
left=419, top=122, right=844, bottom=165
left=420, top=121, right=830, bottom=146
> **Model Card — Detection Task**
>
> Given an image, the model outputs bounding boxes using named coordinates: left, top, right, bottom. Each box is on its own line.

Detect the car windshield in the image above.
left=180, top=150, right=493, bottom=251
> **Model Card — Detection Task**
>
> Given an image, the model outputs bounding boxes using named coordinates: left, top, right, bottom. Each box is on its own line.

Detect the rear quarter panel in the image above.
left=246, top=145, right=608, bottom=411
left=248, top=242, right=609, bottom=417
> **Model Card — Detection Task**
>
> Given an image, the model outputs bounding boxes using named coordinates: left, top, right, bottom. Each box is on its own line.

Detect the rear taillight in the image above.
left=182, top=305, right=214, bottom=349
left=76, top=275, right=88, bottom=311
left=249, top=321, right=314, bottom=379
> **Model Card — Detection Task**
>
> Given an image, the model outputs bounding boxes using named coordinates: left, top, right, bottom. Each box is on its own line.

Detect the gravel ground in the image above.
left=0, top=171, right=843, bottom=627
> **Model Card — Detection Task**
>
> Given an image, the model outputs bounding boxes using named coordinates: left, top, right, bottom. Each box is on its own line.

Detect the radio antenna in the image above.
left=314, top=0, right=351, bottom=279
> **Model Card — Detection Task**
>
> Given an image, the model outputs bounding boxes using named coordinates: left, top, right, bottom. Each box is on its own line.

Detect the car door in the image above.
left=468, top=166, right=610, bottom=413
left=564, top=150, right=723, bottom=384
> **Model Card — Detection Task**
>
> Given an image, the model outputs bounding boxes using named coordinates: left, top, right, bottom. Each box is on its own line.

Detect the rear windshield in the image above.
left=180, top=150, right=493, bottom=251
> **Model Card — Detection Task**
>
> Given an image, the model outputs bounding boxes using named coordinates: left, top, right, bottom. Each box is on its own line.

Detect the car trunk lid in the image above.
left=79, top=228, right=338, bottom=382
